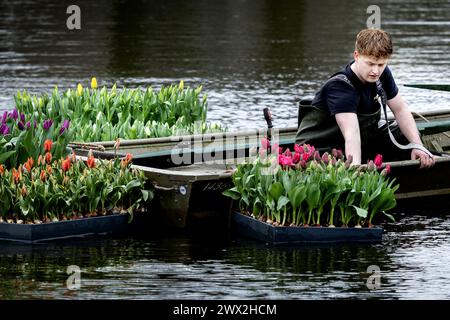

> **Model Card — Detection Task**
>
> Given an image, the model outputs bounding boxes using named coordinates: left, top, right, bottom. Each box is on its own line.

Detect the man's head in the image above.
left=352, top=29, right=393, bottom=83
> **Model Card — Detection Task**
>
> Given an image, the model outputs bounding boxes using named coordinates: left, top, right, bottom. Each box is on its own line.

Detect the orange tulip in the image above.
left=62, top=157, right=71, bottom=172
left=44, top=139, right=53, bottom=153
left=21, top=185, right=27, bottom=197
left=40, top=170, right=46, bottom=182
left=87, top=155, right=96, bottom=168
left=45, top=152, right=52, bottom=164
left=0, top=164, right=4, bottom=176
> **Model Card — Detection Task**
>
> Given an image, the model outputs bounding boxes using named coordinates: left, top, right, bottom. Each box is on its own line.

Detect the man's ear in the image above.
left=353, top=50, right=359, bottom=61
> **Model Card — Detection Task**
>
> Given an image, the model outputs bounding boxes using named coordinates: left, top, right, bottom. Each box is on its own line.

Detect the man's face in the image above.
left=353, top=52, right=389, bottom=83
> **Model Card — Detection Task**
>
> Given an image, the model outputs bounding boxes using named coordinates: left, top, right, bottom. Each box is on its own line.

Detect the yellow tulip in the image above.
left=91, top=77, right=97, bottom=89
left=77, top=83, right=83, bottom=96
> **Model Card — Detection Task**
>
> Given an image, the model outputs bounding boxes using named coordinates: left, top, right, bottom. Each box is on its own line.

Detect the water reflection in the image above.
left=2, top=215, right=449, bottom=300
left=1, top=0, right=450, bottom=129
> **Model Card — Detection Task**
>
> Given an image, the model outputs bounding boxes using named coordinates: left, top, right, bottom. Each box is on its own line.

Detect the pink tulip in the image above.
left=259, top=148, right=266, bottom=158
left=294, top=144, right=304, bottom=154
left=292, top=152, right=300, bottom=164
left=283, top=148, right=292, bottom=158
left=374, top=154, right=383, bottom=168
left=261, top=137, right=270, bottom=149
left=385, top=164, right=391, bottom=174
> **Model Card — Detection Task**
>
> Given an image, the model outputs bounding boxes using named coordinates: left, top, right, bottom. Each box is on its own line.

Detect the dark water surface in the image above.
left=1, top=0, right=450, bottom=299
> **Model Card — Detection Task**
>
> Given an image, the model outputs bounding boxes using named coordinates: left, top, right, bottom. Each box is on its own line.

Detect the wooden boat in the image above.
left=71, top=109, right=450, bottom=228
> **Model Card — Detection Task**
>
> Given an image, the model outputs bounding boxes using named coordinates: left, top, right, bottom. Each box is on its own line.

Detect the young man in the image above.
left=296, top=28, right=435, bottom=168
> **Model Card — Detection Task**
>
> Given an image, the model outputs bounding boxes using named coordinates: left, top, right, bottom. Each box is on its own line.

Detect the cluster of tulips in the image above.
left=0, top=139, right=152, bottom=224
left=0, top=107, right=72, bottom=169
left=13, top=79, right=223, bottom=142
left=224, top=139, right=398, bottom=228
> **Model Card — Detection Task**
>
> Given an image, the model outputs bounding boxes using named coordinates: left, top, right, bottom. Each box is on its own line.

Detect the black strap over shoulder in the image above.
left=376, top=80, right=433, bottom=157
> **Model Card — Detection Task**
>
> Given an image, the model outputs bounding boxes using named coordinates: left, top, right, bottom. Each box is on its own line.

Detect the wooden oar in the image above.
left=404, top=84, right=450, bottom=92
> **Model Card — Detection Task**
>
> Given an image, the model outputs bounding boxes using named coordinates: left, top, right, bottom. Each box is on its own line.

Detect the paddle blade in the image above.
left=404, top=84, right=450, bottom=92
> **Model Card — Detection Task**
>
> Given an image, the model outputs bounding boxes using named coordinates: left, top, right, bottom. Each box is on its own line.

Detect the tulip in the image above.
left=261, top=137, right=270, bottom=150
left=43, top=119, right=53, bottom=131
left=40, top=170, right=47, bottom=182
left=77, top=83, right=83, bottom=96
left=26, top=121, right=31, bottom=129
left=313, top=151, right=321, bottom=161
left=59, top=119, right=70, bottom=135
left=321, top=152, right=330, bottom=165
left=331, top=148, right=338, bottom=159
left=301, top=152, right=310, bottom=162
left=283, top=148, right=292, bottom=158
left=0, top=164, right=4, bottom=176
left=44, top=139, right=53, bottom=153
left=1, top=111, right=7, bottom=123
left=294, top=144, right=304, bottom=154
left=21, top=185, right=27, bottom=197
left=62, top=156, right=71, bottom=172
left=259, top=148, right=266, bottom=158
left=270, top=143, right=279, bottom=154
left=87, top=153, right=96, bottom=168
left=374, top=154, right=383, bottom=168
left=23, top=157, right=34, bottom=173
left=45, top=152, right=52, bottom=164
left=91, top=77, right=97, bottom=89
left=17, top=121, right=25, bottom=130
left=292, top=152, right=300, bottom=164
left=20, top=113, right=25, bottom=123
left=299, top=160, right=307, bottom=169
left=10, top=108, right=18, bottom=120
left=0, top=124, right=10, bottom=135
left=384, top=164, right=391, bottom=175
left=367, top=160, right=376, bottom=171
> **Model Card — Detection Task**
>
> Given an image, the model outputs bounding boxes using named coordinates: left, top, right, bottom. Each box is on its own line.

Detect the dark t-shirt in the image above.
left=312, top=61, right=399, bottom=115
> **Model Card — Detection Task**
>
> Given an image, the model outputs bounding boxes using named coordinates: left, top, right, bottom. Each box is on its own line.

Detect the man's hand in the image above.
left=411, top=148, right=435, bottom=168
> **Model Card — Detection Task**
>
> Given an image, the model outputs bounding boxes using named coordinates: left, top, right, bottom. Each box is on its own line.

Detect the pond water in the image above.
left=1, top=0, right=450, bottom=299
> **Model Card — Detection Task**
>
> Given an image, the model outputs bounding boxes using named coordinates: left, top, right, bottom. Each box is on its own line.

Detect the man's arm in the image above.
left=387, top=93, right=435, bottom=168
left=335, top=112, right=361, bottom=165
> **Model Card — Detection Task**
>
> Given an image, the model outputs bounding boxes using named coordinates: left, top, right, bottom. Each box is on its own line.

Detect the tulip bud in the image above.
left=77, top=83, right=83, bottom=96
left=91, top=77, right=97, bottom=89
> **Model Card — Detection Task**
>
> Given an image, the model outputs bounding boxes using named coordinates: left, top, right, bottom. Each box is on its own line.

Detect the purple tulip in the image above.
left=1, top=111, right=7, bottom=124
left=9, top=108, right=18, bottom=120
left=43, top=119, right=53, bottom=131
left=26, top=121, right=31, bottom=129
left=17, top=121, right=25, bottom=130
left=20, top=113, right=25, bottom=123
left=0, top=124, right=10, bottom=135
left=59, top=119, right=70, bottom=135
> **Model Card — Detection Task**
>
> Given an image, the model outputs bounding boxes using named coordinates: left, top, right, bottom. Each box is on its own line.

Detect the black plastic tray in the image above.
left=0, top=213, right=148, bottom=243
left=232, top=211, right=383, bottom=244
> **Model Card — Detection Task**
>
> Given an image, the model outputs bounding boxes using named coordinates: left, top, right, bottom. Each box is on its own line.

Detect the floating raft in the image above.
left=232, top=211, right=383, bottom=245
left=0, top=213, right=148, bottom=243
